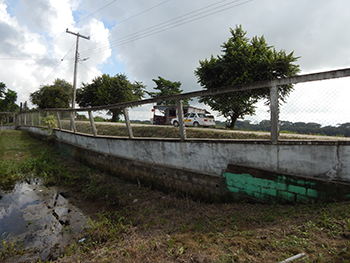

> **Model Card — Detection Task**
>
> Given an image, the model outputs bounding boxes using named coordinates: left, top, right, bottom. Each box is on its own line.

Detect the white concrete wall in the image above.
left=20, top=126, right=350, bottom=182
left=0, top=125, right=15, bottom=130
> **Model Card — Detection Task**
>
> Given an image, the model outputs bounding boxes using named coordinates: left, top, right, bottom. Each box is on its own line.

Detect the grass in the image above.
left=69, top=121, right=271, bottom=139
left=60, top=121, right=281, bottom=140
left=1, top=130, right=350, bottom=262
left=55, top=120, right=350, bottom=141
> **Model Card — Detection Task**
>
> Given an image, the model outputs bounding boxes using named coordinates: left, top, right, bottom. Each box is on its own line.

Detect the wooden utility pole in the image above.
left=66, top=29, right=90, bottom=109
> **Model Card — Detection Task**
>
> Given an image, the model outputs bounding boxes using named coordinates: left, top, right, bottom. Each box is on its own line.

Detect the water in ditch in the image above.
left=0, top=179, right=87, bottom=262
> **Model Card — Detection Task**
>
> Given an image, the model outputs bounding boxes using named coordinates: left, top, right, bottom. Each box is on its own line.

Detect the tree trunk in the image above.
left=227, top=112, right=240, bottom=129
left=111, top=108, right=122, bottom=122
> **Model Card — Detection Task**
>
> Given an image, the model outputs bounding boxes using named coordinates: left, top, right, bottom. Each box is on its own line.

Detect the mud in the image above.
left=0, top=180, right=87, bottom=262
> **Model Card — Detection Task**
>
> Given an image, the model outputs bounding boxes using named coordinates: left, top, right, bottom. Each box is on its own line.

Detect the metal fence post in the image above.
left=88, top=111, right=98, bottom=137
left=56, top=111, right=62, bottom=130
left=13, top=113, right=17, bottom=129
left=70, top=111, right=76, bottom=132
left=176, top=99, right=186, bottom=141
left=30, top=113, right=34, bottom=126
left=123, top=107, right=134, bottom=139
left=270, top=82, right=279, bottom=143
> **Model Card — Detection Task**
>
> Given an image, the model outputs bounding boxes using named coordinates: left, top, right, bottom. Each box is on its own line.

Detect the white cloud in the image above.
left=1, top=0, right=350, bottom=125
left=0, top=0, right=111, bottom=106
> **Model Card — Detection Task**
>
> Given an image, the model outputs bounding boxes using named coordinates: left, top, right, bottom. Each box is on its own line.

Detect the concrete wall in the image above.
left=19, top=126, right=350, bottom=203
left=0, top=125, right=15, bottom=130
left=224, top=164, right=350, bottom=203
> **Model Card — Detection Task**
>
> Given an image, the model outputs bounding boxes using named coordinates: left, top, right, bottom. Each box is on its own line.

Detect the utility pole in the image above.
left=66, top=28, right=90, bottom=109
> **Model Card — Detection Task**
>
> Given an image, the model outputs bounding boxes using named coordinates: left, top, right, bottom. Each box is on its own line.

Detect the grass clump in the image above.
left=2, top=130, right=350, bottom=262
left=0, top=234, right=24, bottom=261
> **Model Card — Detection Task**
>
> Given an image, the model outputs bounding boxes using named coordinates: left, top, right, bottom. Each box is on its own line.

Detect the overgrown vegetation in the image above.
left=1, top=130, right=350, bottom=262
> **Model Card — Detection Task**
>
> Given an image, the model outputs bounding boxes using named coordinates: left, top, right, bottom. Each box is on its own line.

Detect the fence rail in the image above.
left=11, top=67, right=350, bottom=142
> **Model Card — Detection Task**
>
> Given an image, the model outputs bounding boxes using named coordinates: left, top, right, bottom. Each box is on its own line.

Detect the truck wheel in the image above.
left=173, top=121, right=179, bottom=127
left=193, top=122, right=199, bottom=127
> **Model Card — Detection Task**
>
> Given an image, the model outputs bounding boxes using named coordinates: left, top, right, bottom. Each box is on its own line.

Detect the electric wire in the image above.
left=34, top=0, right=122, bottom=86
left=80, top=0, right=252, bottom=58
left=37, top=0, right=173, bottom=83
left=40, top=43, right=76, bottom=85
left=78, top=61, right=101, bottom=76
left=17, top=0, right=251, bottom=94
left=89, top=0, right=171, bottom=38
left=0, top=58, right=61, bottom=61
left=75, top=0, right=119, bottom=25
left=84, top=0, right=246, bottom=54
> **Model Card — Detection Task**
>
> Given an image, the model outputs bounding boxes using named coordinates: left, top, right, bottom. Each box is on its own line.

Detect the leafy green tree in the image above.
left=76, top=73, right=146, bottom=122
left=0, top=82, right=18, bottom=112
left=195, top=25, right=300, bottom=128
left=30, top=79, right=72, bottom=109
left=148, top=76, right=190, bottom=105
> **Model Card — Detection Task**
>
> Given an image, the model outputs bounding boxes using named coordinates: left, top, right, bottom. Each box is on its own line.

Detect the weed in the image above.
left=0, top=234, right=25, bottom=260
left=3, top=130, right=350, bottom=262
left=40, top=115, right=58, bottom=135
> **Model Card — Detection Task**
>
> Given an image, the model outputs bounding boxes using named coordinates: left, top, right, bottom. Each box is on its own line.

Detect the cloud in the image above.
left=1, top=0, right=350, bottom=125
left=0, top=0, right=111, bottom=106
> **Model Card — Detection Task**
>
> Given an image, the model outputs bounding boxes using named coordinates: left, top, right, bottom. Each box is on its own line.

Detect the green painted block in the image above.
left=261, top=187, right=277, bottom=197
left=245, top=183, right=260, bottom=193
left=227, top=186, right=241, bottom=193
left=277, top=191, right=295, bottom=202
left=223, top=172, right=251, bottom=183
left=231, top=180, right=247, bottom=189
left=294, top=179, right=316, bottom=187
left=259, top=179, right=276, bottom=189
left=288, top=185, right=306, bottom=195
left=253, top=192, right=265, bottom=199
left=254, top=192, right=273, bottom=201
left=247, top=177, right=263, bottom=187
left=242, top=189, right=255, bottom=197
left=276, top=175, right=287, bottom=183
left=307, top=188, right=318, bottom=198
left=233, top=174, right=248, bottom=183
left=275, top=182, right=287, bottom=191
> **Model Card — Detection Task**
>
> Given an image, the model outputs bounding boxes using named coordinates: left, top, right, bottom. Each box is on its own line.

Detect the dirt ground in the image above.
left=1, top=130, right=350, bottom=262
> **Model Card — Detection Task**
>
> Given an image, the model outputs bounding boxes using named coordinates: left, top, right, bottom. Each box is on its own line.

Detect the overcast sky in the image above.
left=1, top=0, right=349, bottom=124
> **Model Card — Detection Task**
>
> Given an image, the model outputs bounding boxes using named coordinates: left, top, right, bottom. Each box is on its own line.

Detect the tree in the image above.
left=30, top=79, right=72, bottom=109
left=76, top=73, right=146, bottom=122
left=0, top=82, right=18, bottom=112
left=195, top=25, right=300, bottom=128
left=147, top=76, right=190, bottom=105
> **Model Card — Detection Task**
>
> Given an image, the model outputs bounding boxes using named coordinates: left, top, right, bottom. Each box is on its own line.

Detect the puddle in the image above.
left=0, top=180, right=87, bottom=262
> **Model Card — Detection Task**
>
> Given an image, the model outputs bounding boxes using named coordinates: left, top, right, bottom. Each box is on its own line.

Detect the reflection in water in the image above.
left=0, top=180, right=87, bottom=262
left=0, top=181, right=42, bottom=237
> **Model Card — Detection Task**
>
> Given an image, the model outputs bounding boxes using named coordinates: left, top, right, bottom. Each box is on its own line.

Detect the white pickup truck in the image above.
left=171, top=112, right=215, bottom=127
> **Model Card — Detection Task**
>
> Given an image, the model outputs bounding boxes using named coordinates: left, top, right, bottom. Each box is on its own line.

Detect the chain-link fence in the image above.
left=14, top=68, right=350, bottom=140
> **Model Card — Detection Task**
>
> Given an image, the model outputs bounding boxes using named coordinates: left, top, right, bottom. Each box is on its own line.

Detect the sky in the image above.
left=1, top=0, right=350, bottom=125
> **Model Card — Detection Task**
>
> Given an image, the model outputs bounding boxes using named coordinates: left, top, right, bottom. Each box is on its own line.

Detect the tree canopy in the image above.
left=147, top=76, right=189, bottom=105
left=0, top=82, right=18, bottom=112
left=76, top=73, right=146, bottom=122
left=195, top=25, right=300, bottom=128
left=30, top=79, right=72, bottom=109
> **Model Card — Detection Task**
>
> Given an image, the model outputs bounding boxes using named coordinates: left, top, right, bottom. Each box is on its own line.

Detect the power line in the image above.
left=90, top=0, right=171, bottom=37
left=81, top=0, right=253, bottom=58
left=78, top=61, right=101, bottom=76
left=75, top=0, right=119, bottom=25
left=0, top=57, right=65, bottom=61
left=39, top=42, right=76, bottom=85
